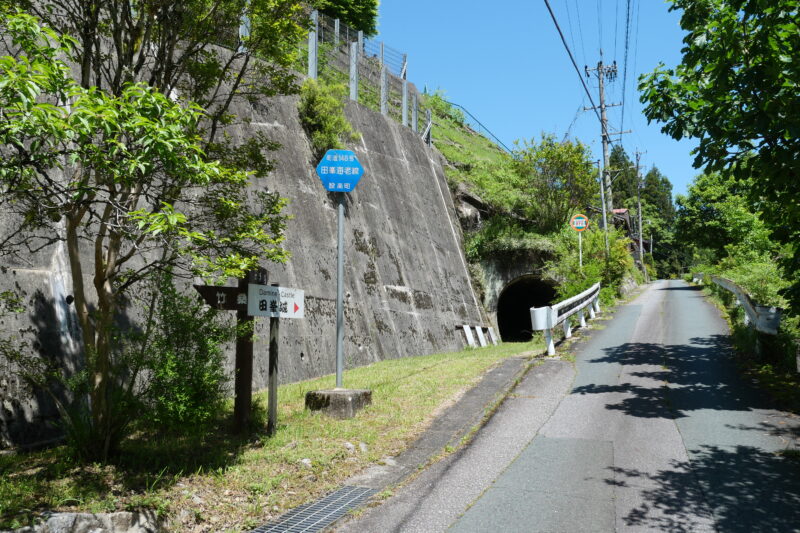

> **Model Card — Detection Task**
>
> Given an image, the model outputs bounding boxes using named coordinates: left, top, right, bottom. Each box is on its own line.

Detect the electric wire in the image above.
left=573, top=0, right=587, bottom=68
left=597, top=0, right=603, bottom=55
left=564, top=0, right=579, bottom=66
left=542, top=0, right=607, bottom=138
left=619, top=0, right=633, bottom=143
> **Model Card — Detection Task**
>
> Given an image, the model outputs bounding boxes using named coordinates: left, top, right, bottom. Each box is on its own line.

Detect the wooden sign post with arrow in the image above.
left=194, top=267, right=269, bottom=433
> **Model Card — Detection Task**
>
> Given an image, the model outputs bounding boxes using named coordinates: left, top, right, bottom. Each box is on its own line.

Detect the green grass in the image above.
left=0, top=340, right=541, bottom=531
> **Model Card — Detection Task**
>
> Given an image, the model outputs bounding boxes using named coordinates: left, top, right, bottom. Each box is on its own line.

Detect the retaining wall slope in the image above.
left=0, top=95, right=484, bottom=447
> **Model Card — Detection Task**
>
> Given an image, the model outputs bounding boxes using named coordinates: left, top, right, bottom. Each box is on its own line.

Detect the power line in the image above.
left=573, top=0, right=587, bottom=67
left=596, top=0, right=603, bottom=54
left=619, top=0, right=633, bottom=141
left=542, top=0, right=606, bottom=136
left=564, top=0, right=579, bottom=66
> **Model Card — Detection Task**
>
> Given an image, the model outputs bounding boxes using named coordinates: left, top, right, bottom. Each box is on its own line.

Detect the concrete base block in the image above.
left=305, top=389, right=372, bottom=419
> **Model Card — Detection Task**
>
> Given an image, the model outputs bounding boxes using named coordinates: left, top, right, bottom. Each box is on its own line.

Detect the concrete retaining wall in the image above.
left=0, top=94, right=484, bottom=447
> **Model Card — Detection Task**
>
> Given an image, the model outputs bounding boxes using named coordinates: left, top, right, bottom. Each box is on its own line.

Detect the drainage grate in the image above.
left=251, top=486, right=377, bottom=533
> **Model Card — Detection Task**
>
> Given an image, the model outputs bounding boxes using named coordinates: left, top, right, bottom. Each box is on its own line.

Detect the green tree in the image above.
left=0, top=14, right=288, bottom=460
left=318, top=0, right=379, bottom=36
left=608, top=145, right=637, bottom=207
left=639, top=0, right=800, bottom=309
left=675, top=172, right=774, bottom=262
left=641, top=167, right=675, bottom=223
left=509, top=135, right=598, bottom=234
left=14, top=0, right=309, bottom=175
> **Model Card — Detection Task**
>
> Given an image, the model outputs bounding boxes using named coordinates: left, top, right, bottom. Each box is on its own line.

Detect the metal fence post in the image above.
left=308, top=10, right=318, bottom=79
left=401, top=54, right=408, bottom=126
left=380, top=65, right=388, bottom=116
left=380, top=43, right=388, bottom=116
left=349, top=41, right=358, bottom=101
left=426, top=109, right=432, bottom=146
left=238, top=13, right=250, bottom=53
left=334, top=18, right=340, bottom=47
left=412, top=93, right=418, bottom=132
left=358, top=30, right=364, bottom=55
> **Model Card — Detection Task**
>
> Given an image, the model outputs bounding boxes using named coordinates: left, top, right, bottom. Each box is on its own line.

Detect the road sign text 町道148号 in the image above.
left=315, top=149, right=365, bottom=192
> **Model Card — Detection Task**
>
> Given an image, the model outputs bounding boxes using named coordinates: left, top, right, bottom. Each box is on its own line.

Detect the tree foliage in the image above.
left=639, top=0, right=800, bottom=309
left=509, top=135, right=598, bottom=234
left=318, top=0, right=379, bottom=36
left=11, top=0, right=309, bottom=174
left=0, top=14, right=288, bottom=459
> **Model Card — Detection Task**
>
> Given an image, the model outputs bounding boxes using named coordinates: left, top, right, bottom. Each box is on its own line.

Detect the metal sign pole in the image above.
left=267, top=282, right=280, bottom=436
left=579, top=231, right=583, bottom=270
left=336, top=192, right=345, bottom=388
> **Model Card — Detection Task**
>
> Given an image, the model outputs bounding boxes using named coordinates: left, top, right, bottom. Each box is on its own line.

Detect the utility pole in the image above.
left=635, top=150, right=649, bottom=282
left=585, top=59, right=629, bottom=214
left=596, top=160, right=610, bottom=258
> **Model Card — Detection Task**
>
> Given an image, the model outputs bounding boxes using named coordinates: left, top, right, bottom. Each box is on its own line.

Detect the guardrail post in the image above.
left=563, top=317, right=572, bottom=339
left=308, top=10, right=318, bottom=80
left=593, top=297, right=601, bottom=314
left=578, top=308, right=586, bottom=328
left=349, top=41, right=358, bottom=101
left=739, top=296, right=751, bottom=326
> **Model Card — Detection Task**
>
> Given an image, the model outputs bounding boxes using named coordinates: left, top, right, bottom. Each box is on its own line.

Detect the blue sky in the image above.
left=375, top=0, right=700, bottom=200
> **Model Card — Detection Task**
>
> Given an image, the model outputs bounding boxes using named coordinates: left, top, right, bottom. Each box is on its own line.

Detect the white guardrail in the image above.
left=530, top=282, right=602, bottom=355
left=691, top=273, right=782, bottom=335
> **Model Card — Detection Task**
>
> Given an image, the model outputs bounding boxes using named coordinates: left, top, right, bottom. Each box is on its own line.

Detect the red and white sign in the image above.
left=570, top=214, right=589, bottom=232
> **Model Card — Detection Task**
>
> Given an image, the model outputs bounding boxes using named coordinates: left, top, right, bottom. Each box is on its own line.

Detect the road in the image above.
left=336, top=280, right=800, bottom=532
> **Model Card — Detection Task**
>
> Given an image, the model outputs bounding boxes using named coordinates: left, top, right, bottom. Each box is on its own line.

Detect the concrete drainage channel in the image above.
left=250, top=486, right=376, bottom=533
left=4, top=354, right=537, bottom=533
left=251, top=353, right=538, bottom=533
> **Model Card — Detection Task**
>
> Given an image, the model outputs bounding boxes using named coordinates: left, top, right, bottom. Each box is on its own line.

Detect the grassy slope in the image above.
left=0, top=341, right=541, bottom=531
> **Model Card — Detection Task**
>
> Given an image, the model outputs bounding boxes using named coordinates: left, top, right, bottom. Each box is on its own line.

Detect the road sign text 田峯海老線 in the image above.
left=315, top=149, right=365, bottom=192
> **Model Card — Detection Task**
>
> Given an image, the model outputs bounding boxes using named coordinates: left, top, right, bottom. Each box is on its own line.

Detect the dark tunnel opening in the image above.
left=497, top=276, right=557, bottom=342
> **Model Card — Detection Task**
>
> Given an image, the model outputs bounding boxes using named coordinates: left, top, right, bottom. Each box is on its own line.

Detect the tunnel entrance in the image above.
left=497, top=276, right=557, bottom=342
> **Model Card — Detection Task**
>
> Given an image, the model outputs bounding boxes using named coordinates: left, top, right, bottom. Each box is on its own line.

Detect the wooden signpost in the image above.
left=194, top=267, right=268, bottom=433
left=194, top=268, right=305, bottom=436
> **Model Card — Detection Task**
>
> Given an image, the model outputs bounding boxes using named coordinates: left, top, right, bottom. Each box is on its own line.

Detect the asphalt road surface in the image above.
left=337, top=280, right=800, bottom=532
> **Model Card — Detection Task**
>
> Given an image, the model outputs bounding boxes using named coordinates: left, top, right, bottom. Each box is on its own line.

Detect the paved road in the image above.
left=337, top=280, right=800, bottom=532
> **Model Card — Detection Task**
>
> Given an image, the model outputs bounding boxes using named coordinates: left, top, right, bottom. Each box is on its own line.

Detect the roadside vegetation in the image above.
left=642, top=0, right=800, bottom=410
left=0, top=341, right=541, bottom=531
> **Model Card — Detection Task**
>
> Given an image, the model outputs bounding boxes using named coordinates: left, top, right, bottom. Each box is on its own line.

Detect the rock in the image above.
left=359, top=442, right=368, bottom=453
left=191, top=495, right=204, bottom=506
left=299, top=458, right=312, bottom=469
left=10, top=511, right=161, bottom=533
left=343, top=442, right=356, bottom=453
left=178, top=509, right=195, bottom=524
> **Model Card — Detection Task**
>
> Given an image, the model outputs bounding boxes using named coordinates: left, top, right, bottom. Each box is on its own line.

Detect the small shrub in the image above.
left=138, top=274, right=235, bottom=431
left=297, top=78, right=357, bottom=157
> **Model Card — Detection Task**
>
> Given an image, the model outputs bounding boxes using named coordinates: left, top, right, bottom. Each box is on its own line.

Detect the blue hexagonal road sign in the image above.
left=315, top=149, right=365, bottom=192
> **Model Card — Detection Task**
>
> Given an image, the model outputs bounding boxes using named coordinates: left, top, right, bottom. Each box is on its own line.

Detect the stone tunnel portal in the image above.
left=496, top=276, right=557, bottom=342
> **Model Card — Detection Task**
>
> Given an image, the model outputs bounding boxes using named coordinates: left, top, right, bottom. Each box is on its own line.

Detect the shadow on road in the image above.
left=571, top=335, right=774, bottom=419
left=657, top=285, right=703, bottom=291
left=609, top=444, right=800, bottom=531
